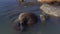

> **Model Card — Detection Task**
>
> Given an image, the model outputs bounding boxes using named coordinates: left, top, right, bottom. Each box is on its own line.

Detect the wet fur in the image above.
left=14, top=12, right=38, bottom=31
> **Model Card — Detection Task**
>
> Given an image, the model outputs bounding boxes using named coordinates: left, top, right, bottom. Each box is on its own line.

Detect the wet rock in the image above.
left=40, top=3, right=60, bottom=17
left=40, top=14, right=45, bottom=24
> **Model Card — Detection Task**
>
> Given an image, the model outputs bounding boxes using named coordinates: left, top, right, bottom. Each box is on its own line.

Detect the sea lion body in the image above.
left=14, top=12, right=38, bottom=31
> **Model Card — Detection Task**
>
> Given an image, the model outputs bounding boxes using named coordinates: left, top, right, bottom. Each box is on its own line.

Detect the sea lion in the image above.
left=14, top=12, right=38, bottom=31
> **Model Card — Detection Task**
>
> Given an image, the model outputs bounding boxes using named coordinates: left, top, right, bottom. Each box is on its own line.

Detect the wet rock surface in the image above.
left=40, top=3, right=60, bottom=17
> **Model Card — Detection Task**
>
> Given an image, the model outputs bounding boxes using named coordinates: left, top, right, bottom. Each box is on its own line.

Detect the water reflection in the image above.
left=0, top=0, right=60, bottom=34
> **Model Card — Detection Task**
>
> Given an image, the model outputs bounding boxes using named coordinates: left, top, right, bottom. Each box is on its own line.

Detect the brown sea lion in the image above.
left=14, top=12, right=38, bottom=31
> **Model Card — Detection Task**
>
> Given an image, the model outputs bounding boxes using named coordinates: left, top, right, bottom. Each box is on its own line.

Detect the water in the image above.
left=0, top=0, right=60, bottom=34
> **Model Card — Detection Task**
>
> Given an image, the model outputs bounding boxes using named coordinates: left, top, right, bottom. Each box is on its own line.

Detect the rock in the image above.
left=37, top=0, right=60, bottom=3
left=40, top=3, right=60, bottom=17
left=40, top=14, right=45, bottom=24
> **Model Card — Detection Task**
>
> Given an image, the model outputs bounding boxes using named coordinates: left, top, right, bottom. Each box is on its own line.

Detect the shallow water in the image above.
left=0, top=0, right=60, bottom=34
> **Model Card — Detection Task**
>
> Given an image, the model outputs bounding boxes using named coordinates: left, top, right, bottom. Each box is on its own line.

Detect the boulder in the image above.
left=40, top=3, right=60, bottom=17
